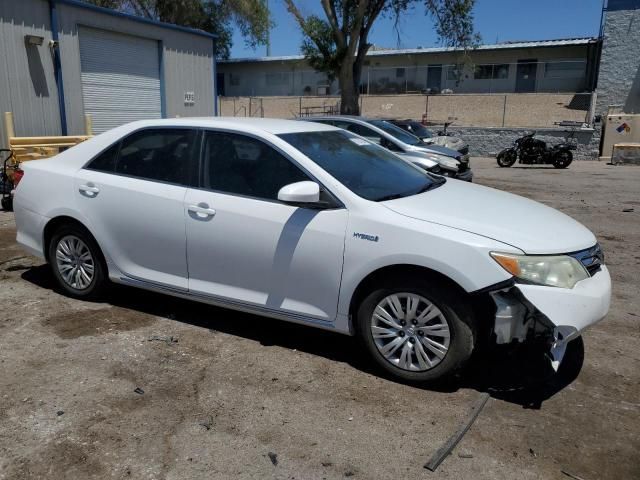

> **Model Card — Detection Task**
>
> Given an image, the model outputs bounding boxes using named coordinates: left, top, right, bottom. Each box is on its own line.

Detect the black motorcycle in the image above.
left=497, top=131, right=576, bottom=169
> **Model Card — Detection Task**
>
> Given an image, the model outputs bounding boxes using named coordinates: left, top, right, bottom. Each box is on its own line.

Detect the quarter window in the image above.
left=115, top=129, right=197, bottom=185
left=202, top=132, right=309, bottom=201
left=86, top=142, right=119, bottom=172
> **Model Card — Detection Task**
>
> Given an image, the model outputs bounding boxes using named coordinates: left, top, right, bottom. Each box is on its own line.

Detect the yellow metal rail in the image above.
left=4, top=112, right=92, bottom=163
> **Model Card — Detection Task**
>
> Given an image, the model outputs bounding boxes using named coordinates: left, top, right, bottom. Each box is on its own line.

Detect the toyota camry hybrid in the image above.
left=13, top=118, right=611, bottom=382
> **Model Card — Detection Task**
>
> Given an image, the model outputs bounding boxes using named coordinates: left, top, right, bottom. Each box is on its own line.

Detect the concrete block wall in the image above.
left=450, top=127, right=599, bottom=160
left=596, top=0, right=640, bottom=115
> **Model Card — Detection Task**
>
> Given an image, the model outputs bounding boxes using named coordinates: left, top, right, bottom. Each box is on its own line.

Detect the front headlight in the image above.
left=490, top=252, right=589, bottom=289
left=427, top=154, right=459, bottom=170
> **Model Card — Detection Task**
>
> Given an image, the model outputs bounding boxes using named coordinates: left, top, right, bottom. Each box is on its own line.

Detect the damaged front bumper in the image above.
left=488, top=266, right=611, bottom=370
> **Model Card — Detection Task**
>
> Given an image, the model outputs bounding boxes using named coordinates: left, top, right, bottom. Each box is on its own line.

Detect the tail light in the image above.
left=12, top=168, right=24, bottom=187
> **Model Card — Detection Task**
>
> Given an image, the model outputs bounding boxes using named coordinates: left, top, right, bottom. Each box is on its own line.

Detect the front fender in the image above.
left=337, top=211, right=521, bottom=317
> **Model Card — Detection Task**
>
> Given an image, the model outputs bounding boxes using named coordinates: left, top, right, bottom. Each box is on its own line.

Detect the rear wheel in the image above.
left=497, top=150, right=517, bottom=167
left=553, top=151, right=573, bottom=169
left=356, top=278, right=475, bottom=383
left=48, top=224, right=107, bottom=300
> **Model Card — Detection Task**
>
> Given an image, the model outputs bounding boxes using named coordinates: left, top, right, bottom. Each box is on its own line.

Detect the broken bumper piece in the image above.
left=489, top=266, right=611, bottom=370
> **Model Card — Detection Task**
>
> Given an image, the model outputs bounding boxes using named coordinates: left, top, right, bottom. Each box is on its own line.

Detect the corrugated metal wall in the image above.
left=56, top=2, right=215, bottom=136
left=0, top=0, right=62, bottom=148
left=78, top=27, right=162, bottom=133
left=0, top=0, right=216, bottom=147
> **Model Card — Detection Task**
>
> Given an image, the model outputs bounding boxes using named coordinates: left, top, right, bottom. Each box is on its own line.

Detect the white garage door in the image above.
left=79, top=28, right=162, bottom=133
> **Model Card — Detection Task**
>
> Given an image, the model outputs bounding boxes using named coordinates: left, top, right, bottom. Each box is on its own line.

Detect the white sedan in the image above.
left=13, top=118, right=611, bottom=382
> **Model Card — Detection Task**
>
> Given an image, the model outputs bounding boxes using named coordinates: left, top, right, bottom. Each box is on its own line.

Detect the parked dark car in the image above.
left=389, top=119, right=469, bottom=155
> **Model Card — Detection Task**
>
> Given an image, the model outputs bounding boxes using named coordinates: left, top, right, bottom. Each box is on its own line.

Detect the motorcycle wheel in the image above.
left=553, top=151, right=573, bottom=169
left=497, top=150, right=517, bottom=167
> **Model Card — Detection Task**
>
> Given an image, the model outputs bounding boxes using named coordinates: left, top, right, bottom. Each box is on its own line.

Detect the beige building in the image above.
left=217, top=38, right=600, bottom=97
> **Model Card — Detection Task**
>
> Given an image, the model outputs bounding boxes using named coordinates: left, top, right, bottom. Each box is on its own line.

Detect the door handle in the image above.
left=79, top=183, right=99, bottom=196
left=188, top=203, right=216, bottom=218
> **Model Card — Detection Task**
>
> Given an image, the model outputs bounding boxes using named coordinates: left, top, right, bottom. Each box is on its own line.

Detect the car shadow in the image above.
left=22, top=264, right=583, bottom=409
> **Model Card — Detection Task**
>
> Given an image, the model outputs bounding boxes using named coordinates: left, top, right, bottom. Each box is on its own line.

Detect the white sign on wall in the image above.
left=184, top=91, right=195, bottom=105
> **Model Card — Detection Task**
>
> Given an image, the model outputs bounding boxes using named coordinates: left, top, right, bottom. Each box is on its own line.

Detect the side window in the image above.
left=115, top=129, right=197, bottom=185
left=383, top=139, right=402, bottom=152
left=86, top=142, right=120, bottom=172
left=203, top=131, right=309, bottom=201
left=347, top=124, right=383, bottom=145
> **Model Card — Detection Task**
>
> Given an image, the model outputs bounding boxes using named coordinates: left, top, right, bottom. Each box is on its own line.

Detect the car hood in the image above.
left=382, top=179, right=596, bottom=254
left=408, top=143, right=460, bottom=158
left=398, top=152, right=438, bottom=168
left=431, top=136, right=465, bottom=150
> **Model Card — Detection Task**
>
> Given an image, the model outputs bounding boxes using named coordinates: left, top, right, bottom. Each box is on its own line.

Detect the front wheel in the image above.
left=497, top=149, right=517, bottom=167
left=356, top=279, right=475, bottom=383
left=553, top=150, right=573, bottom=169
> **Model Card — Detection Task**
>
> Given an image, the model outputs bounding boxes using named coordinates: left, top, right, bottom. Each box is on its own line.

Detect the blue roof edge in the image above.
left=56, top=0, right=217, bottom=39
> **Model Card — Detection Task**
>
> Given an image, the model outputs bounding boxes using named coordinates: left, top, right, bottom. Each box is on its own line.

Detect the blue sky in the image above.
left=230, top=0, right=605, bottom=58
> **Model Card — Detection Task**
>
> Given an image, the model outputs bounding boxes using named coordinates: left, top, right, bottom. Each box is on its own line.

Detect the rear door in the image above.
left=184, top=130, right=347, bottom=321
left=75, top=128, right=198, bottom=289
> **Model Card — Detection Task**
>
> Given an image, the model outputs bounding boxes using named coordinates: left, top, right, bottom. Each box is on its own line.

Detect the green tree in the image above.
left=284, top=0, right=479, bottom=114
left=83, top=0, right=271, bottom=59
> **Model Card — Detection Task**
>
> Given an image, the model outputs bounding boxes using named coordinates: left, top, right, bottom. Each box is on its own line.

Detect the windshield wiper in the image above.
left=375, top=192, right=407, bottom=202
left=375, top=179, right=444, bottom=202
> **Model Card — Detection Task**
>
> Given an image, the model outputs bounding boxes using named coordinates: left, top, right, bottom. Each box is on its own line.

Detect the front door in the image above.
left=75, top=128, right=198, bottom=289
left=185, top=131, right=348, bottom=321
left=427, top=65, right=443, bottom=93
left=516, top=59, right=537, bottom=93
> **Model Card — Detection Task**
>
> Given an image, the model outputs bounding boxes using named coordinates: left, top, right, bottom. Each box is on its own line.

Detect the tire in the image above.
left=356, top=278, right=476, bottom=383
left=553, top=150, right=573, bottom=169
left=1, top=196, right=12, bottom=211
left=48, top=224, right=107, bottom=300
left=497, top=149, right=517, bottom=167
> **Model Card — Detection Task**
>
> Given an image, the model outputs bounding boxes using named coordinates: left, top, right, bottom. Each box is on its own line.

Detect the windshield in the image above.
left=278, top=130, right=443, bottom=202
left=369, top=120, right=423, bottom=146
left=407, top=122, right=433, bottom=138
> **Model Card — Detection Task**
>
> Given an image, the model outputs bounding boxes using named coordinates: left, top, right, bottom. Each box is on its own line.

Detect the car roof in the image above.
left=305, top=115, right=383, bottom=124
left=118, top=117, right=340, bottom=135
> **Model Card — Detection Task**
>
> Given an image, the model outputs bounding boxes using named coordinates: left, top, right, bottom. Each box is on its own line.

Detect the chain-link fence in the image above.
left=218, top=92, right=596, bottom=129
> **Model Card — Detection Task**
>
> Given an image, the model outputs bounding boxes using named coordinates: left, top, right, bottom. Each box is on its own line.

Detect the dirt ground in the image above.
left=0, top=158, right=638, bottom=480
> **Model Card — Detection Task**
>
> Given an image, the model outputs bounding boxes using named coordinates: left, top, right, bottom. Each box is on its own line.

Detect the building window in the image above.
left=229, top=74, right=240, bottom=86
left=474, top=64, right=510, bottom=80
left=266, top=72, right=290, bottom=86
left=396, top=68, right=405, bottom=78
left=544, top=60, right=586, bottom=78
left=446, top=65, right=462, bottom=81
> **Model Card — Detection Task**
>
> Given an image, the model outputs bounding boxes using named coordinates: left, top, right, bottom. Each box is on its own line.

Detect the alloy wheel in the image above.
left=55, top=235, right=95, bottom=290
left=370, top=293, right=451, bottom=372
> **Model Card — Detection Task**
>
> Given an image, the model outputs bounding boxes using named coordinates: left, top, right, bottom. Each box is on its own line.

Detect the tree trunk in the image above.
left=338, top=61, right=359, bottom=115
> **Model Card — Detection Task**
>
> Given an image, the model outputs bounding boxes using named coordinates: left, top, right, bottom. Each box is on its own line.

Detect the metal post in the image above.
left=212, top=38, right=218, bottom=116
left=84, top=114, right=93, bottom=135
left=4, top=112, right=15, bottom=140
left=367, top=67, right=370, bottom=95
left=48, top=0, right=68, bottom=136
left=425, top=95, right=429, bottom=123
left=502, top=95, right=507, bottom=127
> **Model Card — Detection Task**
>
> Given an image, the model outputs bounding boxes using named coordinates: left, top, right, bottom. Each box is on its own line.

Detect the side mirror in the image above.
left=278, top=181, right=320, bottom=205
